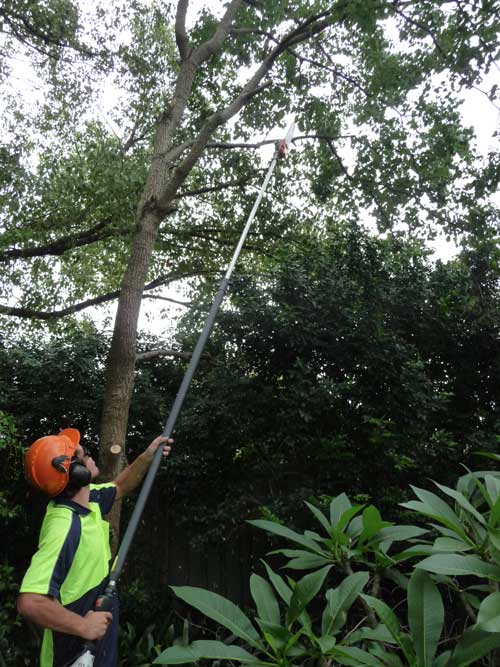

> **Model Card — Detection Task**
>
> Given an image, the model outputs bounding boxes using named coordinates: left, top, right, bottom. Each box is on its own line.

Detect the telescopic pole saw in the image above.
left=70, top=120, right=295, bottom=667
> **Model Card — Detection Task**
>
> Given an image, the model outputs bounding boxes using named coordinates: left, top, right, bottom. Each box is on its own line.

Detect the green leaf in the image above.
left=284, top=628, right=307, bottom=656
left=448, top=627, right=500, bottom=667
left=337, top=505, right=365, bottom=534
left=384, top=568, right=410, bottom=591
left=401, top=486, right=469, bottom=541
left=262, top=562, right=292, bottom=604
left=286, top=555, right=332, bottom=570
left=476, top=592, right=500, bottom=632
left=358, top=506, right=389, bottom=545
left=433, top=481, right=486, bottom=526
left=250, top=574, right=280, bottom=625
left=373, top=525, right=429, bottom=544
left=407, top=569, right=444, bottom=667
left=321, top=571, right=370, bottom=635
left=489, top=494, right=500, bottom=529
left=270, top=550, right=331, bottom=569
left=305, top=501, right=331, bottom=534
left=393, top=545, right=436, bottom=562
left=431, top=537, right=473, bottom=553
left=154, top=641, right=257, bottom=664
left=154, top=645, right=197, bottom=664
left=429, top=524, right=467, bottom=540
left=316, top=635, right=337, bottom=654
left=345, top=515, right=364, bottom=539
left=489, top=530, right=500, bottom=553
left=345, top=623, right=397, bottom=645
left=433, top=651, right=452, bottom=667
left=330, top=493, right=352, bottom=526
left=468, top=475, right=493, bottom=510
left=486, top=475, right=500, bottom=506
left=416, top=554, right=500, bottom=580
left=255, top=619, right=288, bottom=652
left=368, top=643, right=404, bottom=667
left=286, top=565, right=332, bottom=626
left=171, top=587, right=263, bottom=650
left=360, top=594, right=401, bottom=639
left=332, top=645, right=389, bottom=667
left=361, top=594, right=415, bottom=663
left=248, top=520, right=325, bottom=555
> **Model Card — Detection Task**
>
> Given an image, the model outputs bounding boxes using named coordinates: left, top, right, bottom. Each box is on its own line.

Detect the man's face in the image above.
left=75, top=443, right=100, bottom=479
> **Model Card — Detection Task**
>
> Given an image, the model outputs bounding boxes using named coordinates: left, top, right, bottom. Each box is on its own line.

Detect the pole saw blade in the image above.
left=67, top=649, right=95, bottom=667
left=277, top=120, right=296, bottom=158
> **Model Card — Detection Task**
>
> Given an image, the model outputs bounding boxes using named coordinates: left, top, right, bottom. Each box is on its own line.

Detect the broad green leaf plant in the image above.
left=155, top=464, right=500, bottom=667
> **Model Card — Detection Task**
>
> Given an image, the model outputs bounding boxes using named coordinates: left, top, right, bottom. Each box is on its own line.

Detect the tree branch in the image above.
left=122, top=116, right=150, bottom=153
left=175, top=171, right=261, bottom=199
left=192, top=0, right=243, bottom=66
left=206, top=133, right=355, bottom=150
left=136, top=348, right=191, bottom=362
left=0, top=6, right=96, bottom=59
left=162, top=132, right=354, bottom=166
left=0, top=219, right=115, bottom=262
left=142, top=294, right=192, bottom=307
left=157, top=10, right=337, bottom=211
left=0, top=270, right=218, bottom=319
left=391, top=4, right=446, bottom=57
left=175, top=0, right=190, bottom=60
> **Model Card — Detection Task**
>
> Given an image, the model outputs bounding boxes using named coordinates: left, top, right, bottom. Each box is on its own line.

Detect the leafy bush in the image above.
left=0, top=412, right=39, bottom=665
left=155, top=460, right=500, bottom=667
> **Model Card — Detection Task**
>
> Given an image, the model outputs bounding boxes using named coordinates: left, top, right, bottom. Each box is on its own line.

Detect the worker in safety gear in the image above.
left=17, top=427, right=173, bottom=667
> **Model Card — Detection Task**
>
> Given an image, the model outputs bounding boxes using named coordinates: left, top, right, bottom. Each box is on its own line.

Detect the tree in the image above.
left=0, top=1, right=499, bottom=537
left=164, top=221, right=500, bottom=535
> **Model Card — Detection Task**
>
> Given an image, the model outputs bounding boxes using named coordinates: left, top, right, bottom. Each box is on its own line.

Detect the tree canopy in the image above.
left=2, top=0, right=498, bottom=321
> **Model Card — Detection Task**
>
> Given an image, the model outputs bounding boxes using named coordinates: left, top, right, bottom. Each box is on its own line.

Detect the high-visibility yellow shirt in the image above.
left=20, top=483, right=118, bottom=667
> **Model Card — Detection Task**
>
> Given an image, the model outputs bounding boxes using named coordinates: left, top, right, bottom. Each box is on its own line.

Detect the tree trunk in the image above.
left=99, top=208, right=162, bottom=549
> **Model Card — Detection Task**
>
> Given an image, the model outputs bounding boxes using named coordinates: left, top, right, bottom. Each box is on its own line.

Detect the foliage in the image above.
left=119, top=615, right=178, bottom=667
left=0, top=412, right=39, bottom=665
left=0, top=0, right=498, bottom=330
left=2, top=221, right=500, bottom=535
left=2, top=217, right=500, bottom=660
left=156, top=463, right=500, bottom=667
left=168, top=223, right=500, bottom=538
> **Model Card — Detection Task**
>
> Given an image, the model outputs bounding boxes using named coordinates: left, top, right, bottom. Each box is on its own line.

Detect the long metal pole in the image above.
left=72, top=121, right=295, bottom=667
left=111, top=121, right=294, bottom=584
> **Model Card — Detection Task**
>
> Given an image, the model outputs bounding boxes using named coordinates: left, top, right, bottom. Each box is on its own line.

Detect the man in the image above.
left=17, top=427, right=172, bottom=667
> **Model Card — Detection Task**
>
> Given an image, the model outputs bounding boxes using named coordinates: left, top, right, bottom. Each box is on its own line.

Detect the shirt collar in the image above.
left=53, top=496, right=91, bottom=515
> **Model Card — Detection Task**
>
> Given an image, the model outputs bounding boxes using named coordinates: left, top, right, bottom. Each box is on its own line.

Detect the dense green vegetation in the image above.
left=1, top=0, right=499, bottom=493
left=1, top=0, right=500, bottom=664
left=2, top=223, right=500, bottom=663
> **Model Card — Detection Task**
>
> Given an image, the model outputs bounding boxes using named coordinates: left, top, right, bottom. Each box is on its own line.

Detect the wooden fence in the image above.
left=122, top=489, right=273, bottom=609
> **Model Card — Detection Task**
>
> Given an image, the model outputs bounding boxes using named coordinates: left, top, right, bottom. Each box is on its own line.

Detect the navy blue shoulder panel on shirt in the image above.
left=89, top=485, right=117, bottom=516
left=48, top=511, right=82, bottom=599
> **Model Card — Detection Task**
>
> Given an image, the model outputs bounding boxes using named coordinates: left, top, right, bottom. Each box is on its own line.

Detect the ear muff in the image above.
left=69, top=459, right=92, bottom=489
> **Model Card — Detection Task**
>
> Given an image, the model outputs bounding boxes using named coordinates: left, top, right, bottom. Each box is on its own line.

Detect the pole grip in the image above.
left=78, top=588, right=116, bottom=660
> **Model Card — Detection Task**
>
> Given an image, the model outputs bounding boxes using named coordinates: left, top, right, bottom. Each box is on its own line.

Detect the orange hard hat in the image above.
left=25, top=428, right=81, bottom=497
